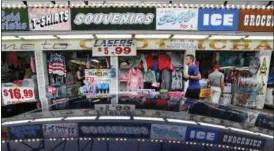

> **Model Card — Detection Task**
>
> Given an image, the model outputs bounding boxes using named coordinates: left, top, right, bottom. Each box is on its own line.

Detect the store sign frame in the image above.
left=1, top=39, right=273, bottom=51
left=198, top=8, right=239, bottom=31
left=71, top=8, right=156, bottom=30
left=156, top=8, right=198, bottom=30
left=238, top=9, right=273, bottom=32
left=1, top=8, right=29, bottom=31
left=28, top=7, right=71, bottom=31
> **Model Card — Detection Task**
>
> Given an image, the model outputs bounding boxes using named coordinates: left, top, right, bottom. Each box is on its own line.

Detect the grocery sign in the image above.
left=1, top=8, right=29, bottom=31
left=238, top=9, right=273, bottom=32
left=198, top=8, right=239, bottom=31
left=71, top=8, right=156, bottom=30
left=28, top=8, right=71, bottom=31
left=156, top=8, right=198, bottom=30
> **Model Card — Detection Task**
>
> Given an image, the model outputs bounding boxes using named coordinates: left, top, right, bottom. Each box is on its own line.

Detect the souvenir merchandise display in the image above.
left=265, top=53, right=274, bottom=107
left=45, top=51, right=111, bottom=100
left=118, top=51, right=185, bottom=110
left=1, top=52, right=38, bottom=105
left=196, top=51, right=262, bottom=109
left=80, top=69, right=111, bottom=98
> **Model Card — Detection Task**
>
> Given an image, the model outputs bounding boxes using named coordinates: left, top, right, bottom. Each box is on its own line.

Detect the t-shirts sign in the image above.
left=28, top=8, right=71, bottom=31
left=43, top=123, right=78, bottom=138
left=198, top=8, right=239, bottom=31
left=1, top=8, right=29, bottom=31
left=156, top=8, right=198, bottom=30
left=71, top=8, right=156, bottom=30
left=238, top=9, right=273, bottom=32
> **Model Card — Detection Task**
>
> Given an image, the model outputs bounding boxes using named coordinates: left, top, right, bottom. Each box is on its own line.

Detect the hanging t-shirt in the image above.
left=158, top=53, right=174, bottom=71
left=171, top=68, right=184, bottom=91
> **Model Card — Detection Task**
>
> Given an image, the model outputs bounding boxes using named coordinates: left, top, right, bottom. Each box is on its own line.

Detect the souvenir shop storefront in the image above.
left=2, top=39, right=273, bottom=111
left=1, top=5, right=273, bottom=112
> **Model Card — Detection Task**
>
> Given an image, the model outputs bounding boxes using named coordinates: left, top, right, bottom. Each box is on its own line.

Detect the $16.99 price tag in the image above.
left=2, top=87, right=35, bottom=105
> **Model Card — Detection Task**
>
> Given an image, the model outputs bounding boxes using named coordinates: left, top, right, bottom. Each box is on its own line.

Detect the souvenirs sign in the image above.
left=28, top=8, right=71, bottom=30
left=156, top=8, right=198, bottom=30
left=92, top=39, right=136, bottom=56
left=1, top=8, right=29, bottom=31
left=71, top=8, right=156, bottom=30
left=238, top=9, right=273, bottom=32
left=78, top=123, right=151, bottom=138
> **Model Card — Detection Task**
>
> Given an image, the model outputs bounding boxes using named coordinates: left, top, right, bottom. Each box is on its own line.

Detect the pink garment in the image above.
left=30, top=56, right=36, bottom=73
left=127, top=68, right=143, bottom=91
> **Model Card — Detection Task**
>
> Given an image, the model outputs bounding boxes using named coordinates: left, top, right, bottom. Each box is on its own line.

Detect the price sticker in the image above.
left=93, top=39, right=136, bottom=56
left=2, top=87, right=35, bottom=105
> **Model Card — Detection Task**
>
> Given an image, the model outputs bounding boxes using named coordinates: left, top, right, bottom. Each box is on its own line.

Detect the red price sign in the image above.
left=95, top=47, right=134, bottom=56
left=2, top=87, right=35, bottom=105
left=93, top=40, right=136, bottom=56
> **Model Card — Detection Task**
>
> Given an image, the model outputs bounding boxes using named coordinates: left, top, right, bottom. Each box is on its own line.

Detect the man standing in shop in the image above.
left=184, top=54, right=201, bottom=99
left=208, top=64, right=224, bottom=104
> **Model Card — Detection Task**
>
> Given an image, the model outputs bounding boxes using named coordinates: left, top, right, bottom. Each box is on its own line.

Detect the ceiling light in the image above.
left=65, top=116, right=97, bottom=120
left=135, top=34, right=171, bottom=39
left=19, top=35, right=57, bottom=40
left=33, top=117, right=63, bottom=122
left=172, top=35, right=209, bottom=39
left=134, top=117, right=165, bottom=121
left=199, top=122, right=228, bottom=129
left=166, top=119, right=197, bottom=125
left=96, top=34, right=132, bottom=39
left=209, top=35, right=245, bottom=40
left=245, top=36, right=273, bottom=40
left=57, top=35, right=94, bottom=39
left=99, top=116, right=130, bottom=120
left=229, top=127, right=256, bottom=135
left=2, top=120, right=32, bottom=125
left=2, top=36, right=21, bottom=40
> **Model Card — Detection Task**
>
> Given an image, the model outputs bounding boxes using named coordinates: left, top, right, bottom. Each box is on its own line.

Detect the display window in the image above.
left=1, top=51, right=38, bottom=116
left=44, top=51, right=112, bottom=107
left=118, top=50, right=185, bottom=111
left=196, top=51, right=261, bottom=108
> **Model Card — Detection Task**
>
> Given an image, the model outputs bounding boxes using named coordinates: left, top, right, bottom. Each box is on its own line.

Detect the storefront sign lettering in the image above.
left=8, top=125, right=43, bottom=139
left=238, top=9, right=273, bottom=32
left=198, top=9, right=239, bottom=31
left=71, top=8, right=156, bottom=30
left=185, top=127, right=219, bottom=143
left=74, top=12, right=154, bottom=25
left=79, top=123, right=150, bottom=138
left=43, top=123, right=78, bottom=138
left=1, top=9, right=28, bottom=31
left=93, top=39, right=136, bottom=56
left=198, top=40, right=272, bottom=50
left=150, top=124, right=187, bottom=140
left=28, top=8, right=71, bottom=31
left=220, top=132, right=265, bottom=149
left=156, top=8, right=198, bottom=30
left=93, top=39, right=133, bottom=47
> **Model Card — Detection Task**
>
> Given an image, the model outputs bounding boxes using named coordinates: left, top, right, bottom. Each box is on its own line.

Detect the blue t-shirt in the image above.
left=188, top=64, right=201, bottom=89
